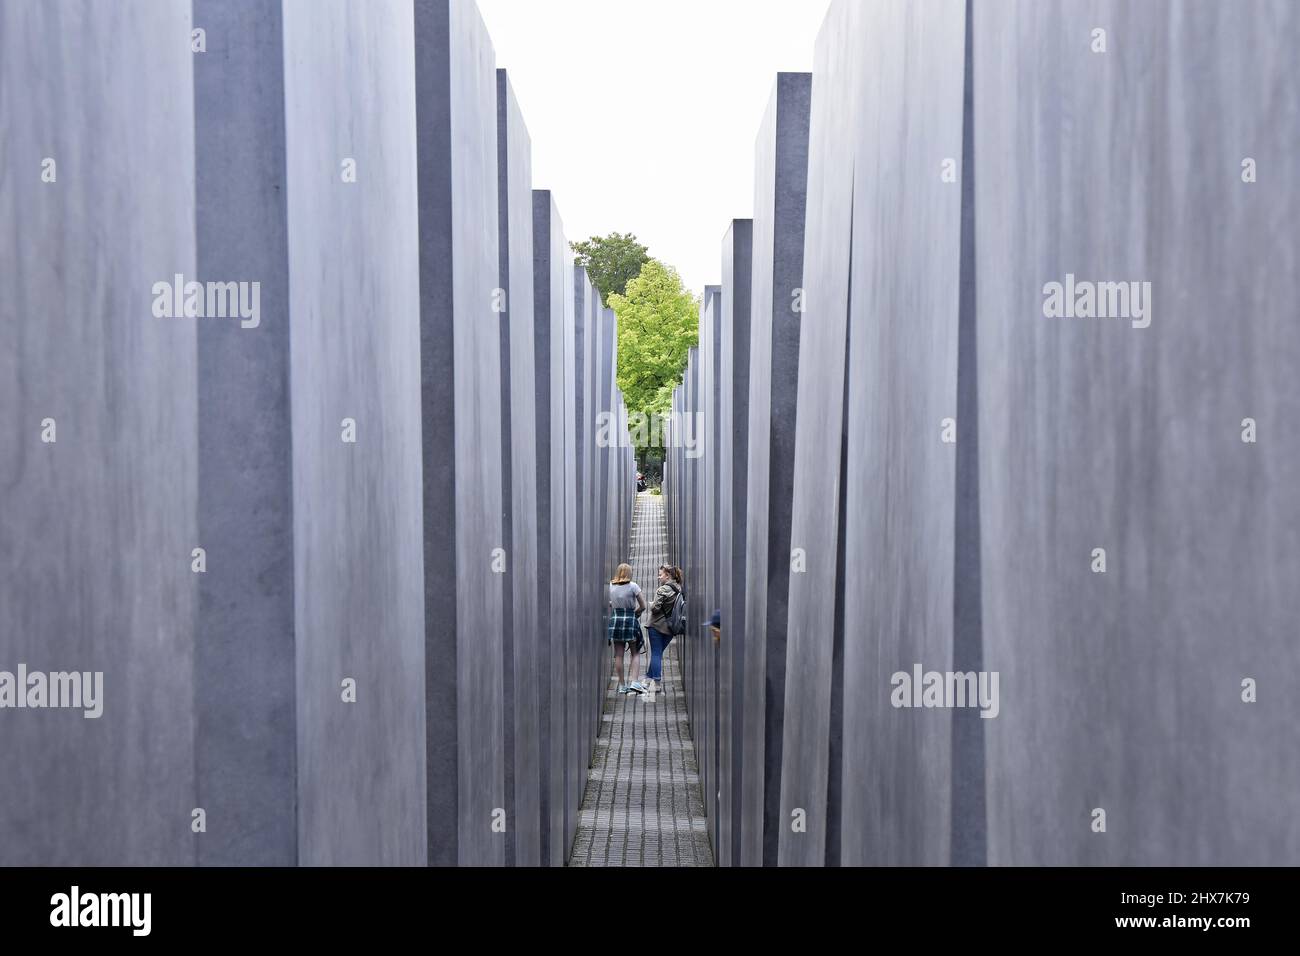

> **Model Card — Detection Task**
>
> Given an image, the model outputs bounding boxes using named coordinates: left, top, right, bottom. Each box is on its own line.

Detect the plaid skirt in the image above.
left=608, top=607, right=643, bottom=647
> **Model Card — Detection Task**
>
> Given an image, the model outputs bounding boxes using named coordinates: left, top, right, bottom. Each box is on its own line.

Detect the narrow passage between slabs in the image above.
left=568, top=493, right=715, bottom=867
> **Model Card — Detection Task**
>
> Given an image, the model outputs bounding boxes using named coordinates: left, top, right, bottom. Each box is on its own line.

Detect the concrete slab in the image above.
left=0, top=0, right=198, bottom=866
left=567, top=268, right=592, bottom=859
left=497, top=69, right=541, bottom=867
left=974, top=0, right=1300, bottom=865
left=680, top=349, right=700, bottom=713
left=413, top=0, right=504, bottom=867
left=741, top=72, right=810, bottom=867
left=532, top=190, right=570, bottom=865
left=702, top=286, right=723, bottom=849
left=555, top=249, right=578, bottom=864
left=840, top=0, right=967, bottom=867
left=778, top=0, right=861, bottom=866
left=284, top=0, right=428, bottom=866
left=192, top=0, right=297, bottom=866
left=719, top=222, right=753, bottom=866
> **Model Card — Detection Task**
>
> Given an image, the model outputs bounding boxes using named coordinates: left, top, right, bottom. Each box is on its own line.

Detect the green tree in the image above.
left=571, top=232, right=650, bottom=302
left=608, top=260, right=699, bottom=464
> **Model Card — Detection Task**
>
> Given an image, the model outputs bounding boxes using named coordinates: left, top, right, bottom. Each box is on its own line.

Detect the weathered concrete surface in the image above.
left=284, top=0, right=427, bottom=866
left=586, top=304, right=610, bottom=836
left=592, top=308, right=611, bottom=817
left=778, top=0, right=861, bottom=866
left=567, top=268, right=592, bottom=859
left=666, top=0, right=1300, bottom=870
left=719, top=222, right=753, bottom=866
left=2, top=0, right=645, bottom=872
left=0, top=0, right=198, bottom=866
left=974, top=0, right=1300, bottom=865
left=553, top=252, right=578, bottom=864
left=596, top=306, right=616, bottom=729
left=696, top=288, right=722, bottom=850
left=497, top=69, right=541, bottom=867
left=193, top=0, right=297, bottom=867
left=679, top=349, right=701, bottom=712
left=741, top=72, right=810, bottom=867
left=413, top=0, right=504, bottom=867
left=560, top=268, right=621, bottom=862
left=13, top=0, right=1294, bottom=873
left=532, top=190, right=570, bottom=865
left=840, top=0, right=967, bottom=867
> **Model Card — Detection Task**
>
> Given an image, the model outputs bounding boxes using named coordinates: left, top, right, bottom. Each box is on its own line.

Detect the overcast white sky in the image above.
left=476, top=0, right=832, bottom=298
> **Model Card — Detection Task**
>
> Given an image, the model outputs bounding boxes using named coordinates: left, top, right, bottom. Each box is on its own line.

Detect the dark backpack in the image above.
left=667, top=588, right=687, bottom=637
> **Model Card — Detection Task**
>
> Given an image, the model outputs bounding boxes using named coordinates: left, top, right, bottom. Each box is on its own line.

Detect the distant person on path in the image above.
left=643, top=564, right=684, bottom=695
left=608, top=563, right=647, bottom=695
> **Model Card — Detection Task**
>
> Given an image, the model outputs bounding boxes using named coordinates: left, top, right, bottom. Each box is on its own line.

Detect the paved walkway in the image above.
left=568, top=493, right=714, bottom=867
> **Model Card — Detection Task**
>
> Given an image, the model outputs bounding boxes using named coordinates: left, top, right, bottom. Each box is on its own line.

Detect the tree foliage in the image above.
left=608, top=260, right=698, bottom=460
left=570, top=232, right=650, bottom=302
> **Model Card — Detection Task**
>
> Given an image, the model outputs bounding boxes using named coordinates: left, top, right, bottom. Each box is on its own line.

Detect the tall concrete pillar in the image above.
left=414, top=0, right=504, bottom=867
left=497, top=69, right=541, bottom=867
left=283, top=0, right=428, bottom=866
left=699, top=286, right=722, bottom=847
left=974, top=0, right=1300, bottom=865
left=554, top=219, right=579, bottom=864
left=741, top=71, right=811, bottom=867
left=681, top=349, right=701, bottom=709
left=0, top=0, right=199, bottom=866
left=719, top=221, right=753, bottom=866
left=532, top=190, right=571, bottom=866
left=191, top=0, right=438, bottom=869
left=778, top=0, right=862, bottom=867
left=566, top=268, right=593, bottom=858
left=597, top=305, right=617, bottom=652
left=839, top=0, right=967, bottom=866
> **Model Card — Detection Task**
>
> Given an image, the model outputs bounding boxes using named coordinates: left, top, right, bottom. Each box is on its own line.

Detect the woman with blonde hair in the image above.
left=608, top=562, right=647, bottom=695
